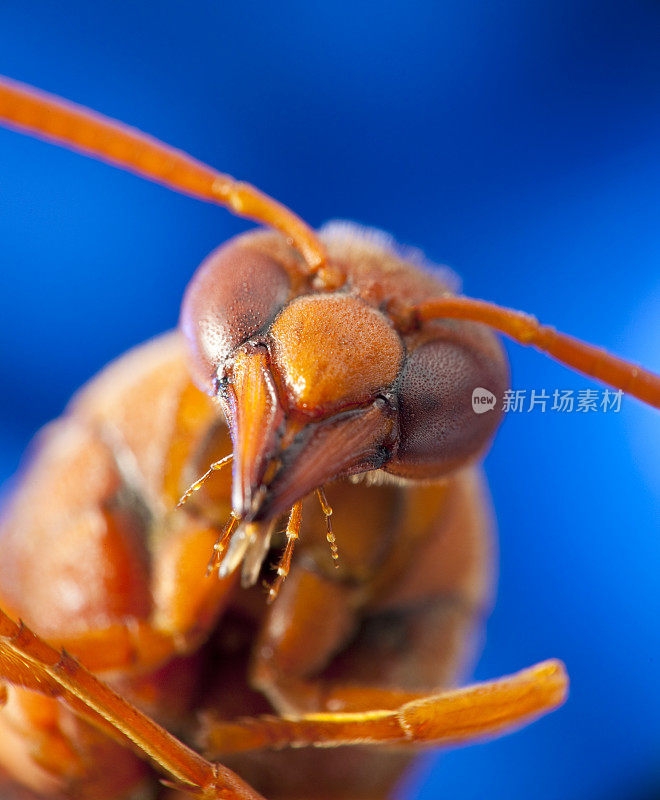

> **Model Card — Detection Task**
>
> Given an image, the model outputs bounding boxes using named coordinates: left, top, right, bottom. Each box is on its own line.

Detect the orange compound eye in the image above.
left=180, top=238, right=292, bottom=395
left=268, top=294, right=404, bottom=417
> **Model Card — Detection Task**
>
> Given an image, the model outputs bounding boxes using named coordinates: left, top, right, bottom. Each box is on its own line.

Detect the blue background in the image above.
left=0, top=2, right=658, bottom=798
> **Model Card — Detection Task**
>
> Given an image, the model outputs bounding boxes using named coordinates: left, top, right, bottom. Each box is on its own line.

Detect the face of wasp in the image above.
left=180, top=223, right=509, bottom=523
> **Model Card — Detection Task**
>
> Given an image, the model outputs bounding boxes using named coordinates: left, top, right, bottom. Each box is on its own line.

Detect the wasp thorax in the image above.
left=269, top=294, right=403, bottom=416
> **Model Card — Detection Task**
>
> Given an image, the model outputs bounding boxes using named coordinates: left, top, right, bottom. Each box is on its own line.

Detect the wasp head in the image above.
left=180, top=223, right=507, bottom=532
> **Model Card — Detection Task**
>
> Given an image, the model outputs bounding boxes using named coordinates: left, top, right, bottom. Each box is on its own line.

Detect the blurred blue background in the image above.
left=0, top=2, right=658, bottom=798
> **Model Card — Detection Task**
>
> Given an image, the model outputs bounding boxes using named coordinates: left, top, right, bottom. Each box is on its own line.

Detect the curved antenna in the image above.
left=0, top=75, right=327, bottom=273
left=414, top=296, right=660, bottom=408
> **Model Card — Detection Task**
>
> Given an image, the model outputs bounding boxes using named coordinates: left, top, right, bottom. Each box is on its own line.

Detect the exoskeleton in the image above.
left=0, top=76, right=656, bottom=800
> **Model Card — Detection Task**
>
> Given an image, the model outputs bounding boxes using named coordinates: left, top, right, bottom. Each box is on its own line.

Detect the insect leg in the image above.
left=0, top=608, right=266, bottom=800
left=250, top=566, right=358, bottom=714
left=201, top=660, right=567, bottom=755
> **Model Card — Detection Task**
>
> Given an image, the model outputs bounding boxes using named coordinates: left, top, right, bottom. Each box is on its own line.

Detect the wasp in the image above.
left=0, top=76, right=657, bottom=800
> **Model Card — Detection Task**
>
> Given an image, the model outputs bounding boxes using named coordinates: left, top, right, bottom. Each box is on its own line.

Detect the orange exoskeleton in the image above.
left=0, top=76, right=657, bottom=800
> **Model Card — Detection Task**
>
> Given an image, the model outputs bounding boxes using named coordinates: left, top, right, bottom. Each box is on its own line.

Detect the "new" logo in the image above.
left=472, top=387, right=496, bottom=414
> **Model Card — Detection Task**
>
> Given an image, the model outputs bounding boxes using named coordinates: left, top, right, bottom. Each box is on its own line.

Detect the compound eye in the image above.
left=386, top=334, right=508, bottom=479
left=180, top=240, right=291, bottom=394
